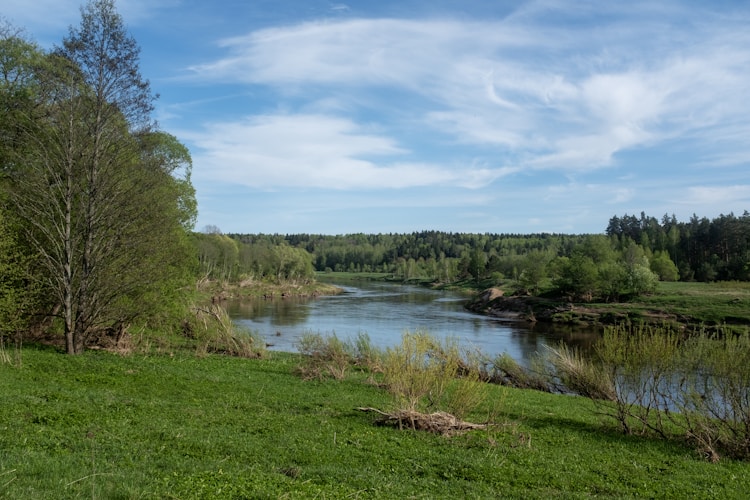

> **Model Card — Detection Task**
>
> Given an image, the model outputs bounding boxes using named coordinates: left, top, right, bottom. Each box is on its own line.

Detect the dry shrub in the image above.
left=544, top=343, right=616, bottom=401
left=295, top=332, right=353, bottom=380
left=379, top=331, right=489, bottom=429
left=295, top=332, right=384, bottom=381
left=191, top=305, right=265, bottom=358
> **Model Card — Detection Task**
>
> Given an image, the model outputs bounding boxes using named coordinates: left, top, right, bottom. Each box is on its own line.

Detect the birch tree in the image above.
left=9, top=0, right=195, bottom=353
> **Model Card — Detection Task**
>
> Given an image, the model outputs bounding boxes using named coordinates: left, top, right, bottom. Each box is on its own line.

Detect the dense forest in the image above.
left=192, top=210, right=749, bottom=302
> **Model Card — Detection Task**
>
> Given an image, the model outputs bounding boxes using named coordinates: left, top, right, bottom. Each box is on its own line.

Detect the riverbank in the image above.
left=215, top=273, right=750, bottom=332
left=200, top=277, right=343, bottom=303
left=1, top=346, right=748, bottom=497
left=465, top=281, right=750, bottom=332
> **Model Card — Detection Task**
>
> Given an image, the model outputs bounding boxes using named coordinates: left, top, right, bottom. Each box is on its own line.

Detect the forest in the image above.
left=189, top=210, right=750, bottom=302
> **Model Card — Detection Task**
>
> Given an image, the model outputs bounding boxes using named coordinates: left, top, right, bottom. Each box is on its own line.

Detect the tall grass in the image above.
left=190, top=304, right=266, bottom=358
left=295, top=331, right=383, bottom=380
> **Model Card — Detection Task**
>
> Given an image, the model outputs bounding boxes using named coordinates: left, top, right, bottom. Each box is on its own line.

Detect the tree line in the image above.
left=606, top=211, right=750, bottom=282
left=216, top=211, right=747, bottom=301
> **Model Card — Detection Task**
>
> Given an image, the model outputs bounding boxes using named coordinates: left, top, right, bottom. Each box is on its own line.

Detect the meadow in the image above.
left=1, top=345, right=749, bottom=499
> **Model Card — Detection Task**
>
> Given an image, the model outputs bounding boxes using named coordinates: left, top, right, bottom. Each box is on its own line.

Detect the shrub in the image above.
left=593, top=324, right=681, bottom=437
left=556, top=323, right=750, bottom=461
left=191, top=304, right=266, bottom=358
left=381, top=331, right=486, bottom=421
left=675, top=330, right=750, bottom=460
left=295, top=332, right=353, bottom=380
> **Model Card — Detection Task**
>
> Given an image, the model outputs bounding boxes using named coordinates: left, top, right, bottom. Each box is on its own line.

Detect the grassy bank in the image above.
left=466, top=280, right=750, bottom=330
left=1, top=346, right=749, bottom=498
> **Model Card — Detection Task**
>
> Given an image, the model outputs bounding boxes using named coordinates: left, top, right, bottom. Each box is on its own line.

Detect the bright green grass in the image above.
left=1, top=346, right=749, bottom=499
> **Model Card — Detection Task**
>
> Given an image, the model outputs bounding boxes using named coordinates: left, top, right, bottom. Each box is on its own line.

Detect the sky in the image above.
left=3, top=0, right=750, bottom=235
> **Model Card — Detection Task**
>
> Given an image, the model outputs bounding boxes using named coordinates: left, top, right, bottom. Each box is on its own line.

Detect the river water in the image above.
left=226, top=281, right=600, bottom=365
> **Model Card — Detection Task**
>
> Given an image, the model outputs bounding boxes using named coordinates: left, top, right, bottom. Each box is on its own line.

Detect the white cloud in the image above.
left=683, top=186, right=750, bottom=206
left=185, top=114, right=509, bottom=190
left=184, top=8, right=750, bottom=177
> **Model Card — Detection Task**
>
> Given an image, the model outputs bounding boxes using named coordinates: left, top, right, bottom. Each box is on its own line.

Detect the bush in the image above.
left=381, top=331, right=486, bottom=421
left=553, top=323, right=750, bottom=461
left=676, top=331, right=750, bottom=460
left=295, top=332, right=354, bottom=380
left=190, top=304, right=266, bottom=358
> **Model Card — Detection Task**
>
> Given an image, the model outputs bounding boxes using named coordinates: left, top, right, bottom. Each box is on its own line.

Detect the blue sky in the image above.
left=4, top=0, right=750, bottom=234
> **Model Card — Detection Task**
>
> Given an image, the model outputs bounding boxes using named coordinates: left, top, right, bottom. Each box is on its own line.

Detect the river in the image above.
left=226, top=281, right=600, bottom=365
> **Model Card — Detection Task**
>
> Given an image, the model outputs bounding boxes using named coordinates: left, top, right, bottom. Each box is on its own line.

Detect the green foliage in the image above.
left=0, top=211, right=28, bottom=335
left=626, top=264, right=659, bottom=296
left=651, top=250, right=680, bottom=281
left=227, top=210, right=750, bottom=291
left=194, top=233, right=316, bottom=284
left=516, top=250, right=550, bottom=295
left=608, top=211, right=750, bottom=282
left=1, top=2, right=196, bottom=353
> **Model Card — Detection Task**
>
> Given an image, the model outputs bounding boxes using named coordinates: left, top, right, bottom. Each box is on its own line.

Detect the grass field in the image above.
left=1, top=345, right=749, bottom=499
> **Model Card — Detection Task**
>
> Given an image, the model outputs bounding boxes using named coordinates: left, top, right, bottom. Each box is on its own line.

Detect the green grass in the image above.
left=639, top=281, right=750, bottom=324
left=1, top=346, right=749, bottom=498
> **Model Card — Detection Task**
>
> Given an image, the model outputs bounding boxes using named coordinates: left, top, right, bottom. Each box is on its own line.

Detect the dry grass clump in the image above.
left=482, top=352, right=551, bottom=392
left=295, top=330, right=494, bottom=435
left=295, top=332, right=353, bottom=380
left=295, top=332, right=384, bottom=381
left=373, top=331, right=490, bottom=433
left=190, top=304, right=266, bottom=358
left=544, top=344, right=617, bottom=401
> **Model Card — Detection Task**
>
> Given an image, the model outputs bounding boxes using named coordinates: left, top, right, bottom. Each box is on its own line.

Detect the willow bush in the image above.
left=548, top=323, right=750, bottom=461
left=676, top=331, right=750, bottom=460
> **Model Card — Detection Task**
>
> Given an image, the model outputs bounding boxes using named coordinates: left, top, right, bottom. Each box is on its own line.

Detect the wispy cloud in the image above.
left=184, top=114, right=510, bottom=190
left=185, top=4, right=750, bottom=181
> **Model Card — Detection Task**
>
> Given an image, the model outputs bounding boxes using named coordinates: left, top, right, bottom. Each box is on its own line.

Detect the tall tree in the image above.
left=9, top=0, right=194, bottom=353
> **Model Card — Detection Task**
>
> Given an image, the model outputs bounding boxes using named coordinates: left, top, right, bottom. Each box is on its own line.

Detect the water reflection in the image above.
left=226, top=281, right=601, bottom=366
